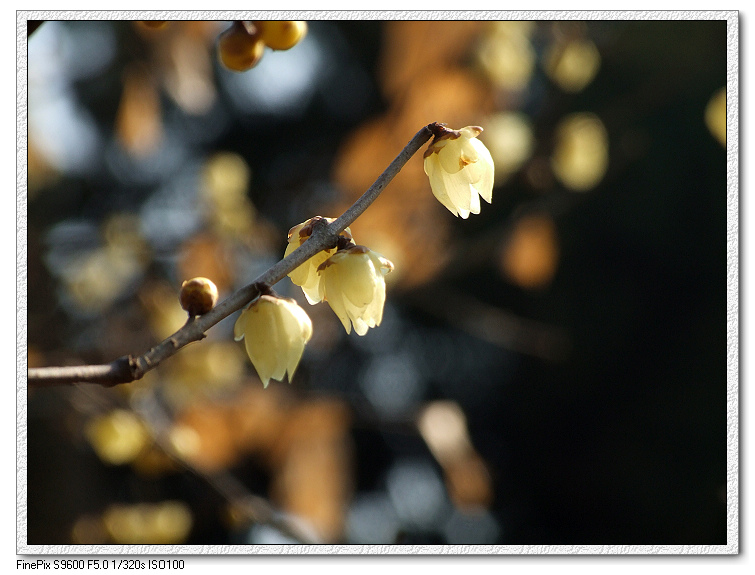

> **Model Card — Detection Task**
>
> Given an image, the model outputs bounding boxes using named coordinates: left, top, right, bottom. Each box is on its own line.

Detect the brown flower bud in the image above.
left=180, top=277, right=219, bottom=316
left=255, top=21, right=307, bottom=51
left=218, top=22, right=265, bottom=72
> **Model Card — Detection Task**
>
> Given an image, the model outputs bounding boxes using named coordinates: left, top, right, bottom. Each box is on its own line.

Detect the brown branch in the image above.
left=28, top=123, right=438, bottom=388
left=24, top=358, right=138, bottom=388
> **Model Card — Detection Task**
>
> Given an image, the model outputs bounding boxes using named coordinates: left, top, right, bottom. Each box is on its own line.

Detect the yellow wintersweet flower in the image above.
left=423, top=126, right=495, bottom=219
left=317, top=246, right=394, bottom=336
left=284, top=217, right=353, bottom=304
left=234, top=295, right=313, bottom=387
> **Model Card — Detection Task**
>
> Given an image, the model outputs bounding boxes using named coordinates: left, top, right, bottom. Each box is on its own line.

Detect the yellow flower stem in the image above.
left=28, top=124, right=437, bottom=387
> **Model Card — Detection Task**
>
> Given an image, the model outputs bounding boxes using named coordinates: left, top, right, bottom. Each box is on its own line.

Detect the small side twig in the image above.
left=28, top=123, right=436, bottom=388
left=131, top=389, right=319, bottom=544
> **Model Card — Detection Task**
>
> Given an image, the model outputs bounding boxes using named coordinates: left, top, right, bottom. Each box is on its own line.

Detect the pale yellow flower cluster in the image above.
left=235, top=217, right=393, bottom=387
left=283, top=218, right=352, bottom=304
left=235, top=125, right=494, bottom=387
left=285, top=217, right=394, bottom=336
left=423, top=126, right=495, bottom=219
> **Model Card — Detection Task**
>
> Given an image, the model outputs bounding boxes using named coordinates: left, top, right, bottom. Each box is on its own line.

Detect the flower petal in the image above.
left=425, top=155, right=460, bottom=216
left=328, top=290, right=353, bottom=334
left=458, top=137, right=481, bottom=165
left=469, top=138, right=494, bottom=204
left=469, top=182, right=481, bottom=215
left=438, top=140, right=465, bottom=174
left=438, top=166, right=475, bottom=217
left=278, top=300, right=311, bottom=381
left=233, top=308, right=249, bottom=341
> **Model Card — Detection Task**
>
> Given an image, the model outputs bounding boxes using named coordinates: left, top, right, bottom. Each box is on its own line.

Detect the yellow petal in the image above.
left=469, top=138, right=495, bottom=204
left=233, top=307, right=250, bottom=341
left=327, top=289, right=353, bottom=334
left=342, top=256, right=379, bottom=308
left=436, top=167, right=475, bottom=218
left=469, top=182, right=481, bottom=215
left=459, top=126, right=483, bottom=139
left=278, top=298, right=312, bottom=381
left=458, top=137, right=481, bottom=165
left=438, top=140, right=466, bottom=174
left=425, top=155, right=460, bottom=216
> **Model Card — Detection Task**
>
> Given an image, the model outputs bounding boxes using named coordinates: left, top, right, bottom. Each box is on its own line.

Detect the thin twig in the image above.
left=28, top=123, right=437, bottom=387
left=131, top=389, right=319, bottom=544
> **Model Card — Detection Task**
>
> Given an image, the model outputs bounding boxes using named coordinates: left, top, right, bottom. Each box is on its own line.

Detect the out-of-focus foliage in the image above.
left=500, top=213, right=560, bottom=289
left=27, top=19, right=727, bottom=546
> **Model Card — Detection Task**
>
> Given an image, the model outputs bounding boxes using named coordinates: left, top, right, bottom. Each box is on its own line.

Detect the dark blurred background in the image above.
left=25, top=18, right=727, bottom=546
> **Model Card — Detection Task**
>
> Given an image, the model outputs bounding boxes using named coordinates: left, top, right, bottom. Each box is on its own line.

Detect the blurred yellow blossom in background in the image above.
left=103, top=501, right=192, bottom=544
left=544, top=37, right=601, bottom=93
left=484, top=112, right=535, bottom=185
left=85, top=410, right=151, bottom=466
left=476, top=21, right=536, bottom=92
left=551, top=112, right=609, bottom=191
left=705, top=87, right=727, bottom=146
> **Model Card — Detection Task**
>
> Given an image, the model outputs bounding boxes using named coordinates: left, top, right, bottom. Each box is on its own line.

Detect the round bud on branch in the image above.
left=254, top=21, right=308, bottom=51
left=180, top=277, right=219, bottom=316
left=218, top=22, right=265, bottom=72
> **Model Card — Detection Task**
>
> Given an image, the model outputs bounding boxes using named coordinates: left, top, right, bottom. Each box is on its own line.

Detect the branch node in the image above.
left=128, top=355, right=144, bottom=381
left=253, top=281, right=272, bottom=297
left=312, top=218, right=340, bottom=250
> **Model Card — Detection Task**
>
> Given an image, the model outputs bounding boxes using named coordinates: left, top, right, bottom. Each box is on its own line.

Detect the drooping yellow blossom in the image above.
left=234, top=295, right=313, bottom=387
left=317, top=246, right=394, bottom=336
left=423, top=126, right=495, bottom=219
left=284, top=217, right=353, bottom=304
